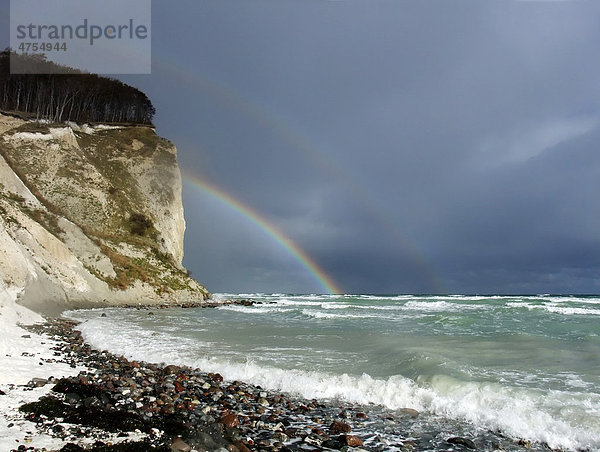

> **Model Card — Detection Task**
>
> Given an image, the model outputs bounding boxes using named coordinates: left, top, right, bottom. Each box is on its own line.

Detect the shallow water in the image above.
left=67, top=294, right=600, bottom=451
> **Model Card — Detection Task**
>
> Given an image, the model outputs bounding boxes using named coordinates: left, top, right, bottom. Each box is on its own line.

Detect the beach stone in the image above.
left=285, top=427, right=299, bottom=438
left=221, top=413, right=240, bottom=428
left=272, top=422, right=285, bottom=431
left=323, top=438, right=345, bottom=449
left=171, top=437, right=192, bottom=451
left=273, top=432, right=289, bottom=442
left=210, top=372, right=224, bottom=382
left=238, top=299, right=255, bottom=306
left=83, top=397, right=102, bottom=409
left=162, top=404, right=175, bottom=414
left=29, top=378, right=48, bottom=387
left=313, top=427, right=327, bottom=437
left=330, top=420, right=352, bottom=434
left=304, top=433, right=324, bottom=446
left=59, top=444, right=86, bottom=451
left=164, top=365, right=180, bottom=375
left=447, top=437, right=476, bottom=449
left=400, top=408, right=420, bottom=418
left=342, top=435, right=364, bottom=447
left=64, top=393, right=82, bottom=404
left=233, top=441, right=252, bottom=452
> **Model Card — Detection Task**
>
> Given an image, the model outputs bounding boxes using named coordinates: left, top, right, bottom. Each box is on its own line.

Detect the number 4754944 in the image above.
left=18, top=42, right=67, bottom=52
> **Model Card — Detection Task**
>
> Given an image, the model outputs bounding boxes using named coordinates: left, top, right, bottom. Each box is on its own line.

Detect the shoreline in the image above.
left=11, top=317, right=376, bottom=452
left=2, top=303, right=565, bottom=452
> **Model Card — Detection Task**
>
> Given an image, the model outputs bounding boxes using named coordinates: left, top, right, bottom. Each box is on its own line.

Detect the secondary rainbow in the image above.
left=181, top=170, right=343, bottom=295
left=153, top=56, right=446, bottom=292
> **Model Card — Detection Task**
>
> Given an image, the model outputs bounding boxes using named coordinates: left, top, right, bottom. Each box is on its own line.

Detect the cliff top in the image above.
left=0, top=50, right=155, bottom=125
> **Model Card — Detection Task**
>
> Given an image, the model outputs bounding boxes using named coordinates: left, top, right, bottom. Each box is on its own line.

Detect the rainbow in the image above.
left=153, top=57, right=446, bottom=293
left=181, top=170, right=344, bottom=295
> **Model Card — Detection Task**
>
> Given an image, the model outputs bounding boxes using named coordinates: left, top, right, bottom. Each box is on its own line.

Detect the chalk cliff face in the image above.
left=0, top=113, right=210, bottom=313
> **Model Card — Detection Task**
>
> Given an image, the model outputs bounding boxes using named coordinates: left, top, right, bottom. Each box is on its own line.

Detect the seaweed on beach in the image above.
left=59, top=440, right=171, bottom=451
left=20, top=394, right=149, bottom=433
left=20, top=395, right=70, bottom=418
left=53, top=379, right=113, bottom=400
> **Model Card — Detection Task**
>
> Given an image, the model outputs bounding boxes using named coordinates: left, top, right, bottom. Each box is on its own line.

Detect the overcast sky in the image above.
left=3, top=0, right=600, bottom=294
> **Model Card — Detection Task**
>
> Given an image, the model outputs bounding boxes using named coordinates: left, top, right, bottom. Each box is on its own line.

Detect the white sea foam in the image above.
left=575, top=298, right=600, bottom=305
left=507, top=302, right=538, bottom=309
left=355, top=304, right=402, bottom=311
left=300, top=309, right=384, bottom=320
left=537, top=295, right=600, bottom=304
left=401, top=300, right=483, bottom=312
left=562, top=373, right=593, bottom=389
left=218, top=305, right=282, bottom=314
left=320, top=303, right=351, bottom=310
left=403, top=300, right=453, bottom=311
left=262, top=299, right=353, bottom=310
left=501, top=301, right=600, bottom=316
left=289, top=294, right=333, bottom=300
left=215, top=292, right=269, bottom=299
left=426, top=295, right=506, bottom=302
left=543, top=305, right=600, bottom=316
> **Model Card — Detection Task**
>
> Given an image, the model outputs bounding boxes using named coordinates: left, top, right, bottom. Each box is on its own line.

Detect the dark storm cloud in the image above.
left=128, top=0, right=600, bottom=293
left=3, top=0, right=599, bottom=293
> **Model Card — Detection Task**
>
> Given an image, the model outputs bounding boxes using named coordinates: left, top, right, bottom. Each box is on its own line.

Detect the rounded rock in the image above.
left=220, top=413, right=240, bottom=428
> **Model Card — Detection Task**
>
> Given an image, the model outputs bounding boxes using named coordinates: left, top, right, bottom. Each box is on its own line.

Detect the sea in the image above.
left=65, top=294, right=600, bottom=451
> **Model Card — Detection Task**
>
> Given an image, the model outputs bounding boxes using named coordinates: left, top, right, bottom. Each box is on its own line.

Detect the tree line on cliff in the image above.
left=0, top=50, right=155, bottom=124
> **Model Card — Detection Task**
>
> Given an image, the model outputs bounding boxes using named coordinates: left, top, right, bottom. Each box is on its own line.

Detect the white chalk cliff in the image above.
left=0, top=113, right=210, bottom=314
